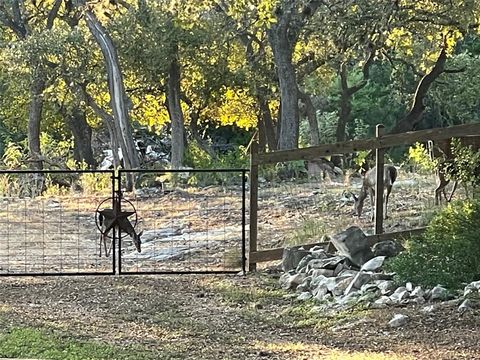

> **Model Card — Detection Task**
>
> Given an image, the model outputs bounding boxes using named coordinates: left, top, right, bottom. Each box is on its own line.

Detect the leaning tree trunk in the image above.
left=166, top=56, right=186, bottom=169
left=84, top=9, right=139, bottom=190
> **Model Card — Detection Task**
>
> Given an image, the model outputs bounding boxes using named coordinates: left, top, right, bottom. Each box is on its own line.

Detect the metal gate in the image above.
left=0, top=169, right=247, bottom=276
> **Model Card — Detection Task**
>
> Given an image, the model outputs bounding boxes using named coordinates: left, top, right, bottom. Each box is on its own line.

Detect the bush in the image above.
left=386, top=200, right=480, bottom=289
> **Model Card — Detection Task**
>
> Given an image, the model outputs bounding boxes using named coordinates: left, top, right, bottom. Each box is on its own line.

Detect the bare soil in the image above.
left=0, top=274, right=479, bottom=360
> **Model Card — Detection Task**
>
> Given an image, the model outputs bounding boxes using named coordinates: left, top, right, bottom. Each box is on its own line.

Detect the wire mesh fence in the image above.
left=118, top=169, right=246, bottom=274
left=0, top=170, right=115, bottom=275
left=0, top=169, right=247, bottom=275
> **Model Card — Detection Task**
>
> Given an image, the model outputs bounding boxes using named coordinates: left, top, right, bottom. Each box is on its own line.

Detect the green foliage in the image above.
left=2, top=141, right=28, bottom=169
left=441, top=138, right=480, bottom=198
left=0, top=327, right=155, bottom=360
left=408, top=142, right=436, bottom=173
left=184, top=143, right=248, bottom=186
left=387, top=200, right=480, bottom=289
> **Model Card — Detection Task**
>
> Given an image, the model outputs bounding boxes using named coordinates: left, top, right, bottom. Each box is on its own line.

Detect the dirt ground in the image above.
left=0, top=274, right=479, bottom=360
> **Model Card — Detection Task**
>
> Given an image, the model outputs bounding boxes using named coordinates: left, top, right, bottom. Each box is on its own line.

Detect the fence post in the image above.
left=375, top=124, right=385, bottom=234
left=249, top=135, right=259, bottom=271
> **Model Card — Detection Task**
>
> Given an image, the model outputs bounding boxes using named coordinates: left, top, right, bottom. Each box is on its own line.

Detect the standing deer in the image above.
left=352, top=165, right=397, bottom=221
left=428, top=136, right=480, bottom=205
left=99, top=213, right=143, bottom=257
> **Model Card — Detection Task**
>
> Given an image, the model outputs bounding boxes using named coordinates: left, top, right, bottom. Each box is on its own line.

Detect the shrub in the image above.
left=386, top=200, right=480, bottom=289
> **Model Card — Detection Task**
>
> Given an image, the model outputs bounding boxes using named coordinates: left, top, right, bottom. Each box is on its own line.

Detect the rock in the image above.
left=332, top=277, right=353, bottom=296
left=405, top=282, right=413, bottom=292
left=337, top=291, right=361, bottom=306
left=388, top=314, right=409, bottom=328
left=295, top=255, right=314, bottom=273
left=375, top=280, right=396, bottom=295
left=334, top=263, right=346, bottom=276
left=371, top=296, right=393, bottom=309
left=297, top=292, right=313, bottom=301
left=360, top=283, right=380, bottom=294
left=279, top=272, right=306, bottom=290
left=345, top=271, right=372, bottom=295
left=430, top=285, right=450, bottom=301
left=330, top=226, right=374, bottom=267
left=410, top=286, right=425, bottom=299
left=338, top=269, right=359, bottom=278
left=458, top=298, right=479, bottom=314
left=361, top=256, right=386, bottom=272
left=309, top=268, right=335, bottom=277
left=310, top=274, right=337, bottom=293
left=282, top=248, right=310, bottom=272
left=307, top=256, right=346, bottom=270
left=371, top=273, right=395, bottom=281
left=421, top=305, right=436, bottom=314
left=314, top=285, right=329, bottom=301
left=310, top=248, right=329, bottom=259
left=464, top=281, right=480, bottom=299
left=409, top=296, right=425, bottom=305
left=296, top=277, right=312, bottom=292
left=389, top=287, right=410, bottom=304
left=372, top=240, right=404, bottom=257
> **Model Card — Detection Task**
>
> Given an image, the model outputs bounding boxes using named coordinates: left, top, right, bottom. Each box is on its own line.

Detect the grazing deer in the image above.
left=352, top=165, right=397, bottom=221
left=98, top=213, right=143, bottom=257
left=428, top=136, right=480, bottom=205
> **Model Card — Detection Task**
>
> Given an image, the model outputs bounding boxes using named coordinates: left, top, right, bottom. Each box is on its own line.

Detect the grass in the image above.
left=0, top=327, right=159, bottom=360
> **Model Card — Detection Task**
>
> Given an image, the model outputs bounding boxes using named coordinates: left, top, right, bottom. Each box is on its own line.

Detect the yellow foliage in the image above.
left=213, top=88, right=257, bottom=129
left=131, top=93, right=170, bottom=128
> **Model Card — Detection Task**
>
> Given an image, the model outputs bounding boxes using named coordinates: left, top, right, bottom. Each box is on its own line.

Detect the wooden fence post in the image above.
left=375, top=124, right=385, bottom=235
left=249, top=135, right=259, bottom=271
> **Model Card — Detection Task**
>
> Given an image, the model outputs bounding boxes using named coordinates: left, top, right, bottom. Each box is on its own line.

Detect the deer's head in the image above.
left=132, top=230, right=143, bottom=253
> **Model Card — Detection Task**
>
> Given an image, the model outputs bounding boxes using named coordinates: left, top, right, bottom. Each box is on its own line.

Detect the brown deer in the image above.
left=428, top=136, right=480, bottom=205
left=352, top=165, right=397, bottom=221
left=99, top=213, right=143, bottom=257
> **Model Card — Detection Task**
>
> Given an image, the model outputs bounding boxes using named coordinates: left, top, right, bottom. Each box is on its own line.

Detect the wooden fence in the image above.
left=249, top=122, right=480, bottom=270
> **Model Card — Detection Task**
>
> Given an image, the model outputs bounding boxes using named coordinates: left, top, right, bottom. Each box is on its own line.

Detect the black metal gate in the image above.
left=0, top=169, right=247, bottom=276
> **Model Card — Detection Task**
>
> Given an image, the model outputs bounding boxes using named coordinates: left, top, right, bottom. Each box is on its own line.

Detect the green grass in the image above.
left=0, top=327, right=158, bottom=360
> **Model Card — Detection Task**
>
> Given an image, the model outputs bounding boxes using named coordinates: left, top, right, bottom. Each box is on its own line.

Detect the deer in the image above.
left=98, top=213, right=143, bottom=257
left=352, top=164, right=398, bottom=221
left=428, top=136, right=480, bottom=205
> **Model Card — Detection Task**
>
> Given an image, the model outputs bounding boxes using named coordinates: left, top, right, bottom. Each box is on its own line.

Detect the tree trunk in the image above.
left=336, top=64, right=352, bottom=143
left=28, top=69, right=46, bottom=170
left=189, top=110, right=217, bottom=160
left=268, top=26, right=299, bottom=150
left=66, top=107, right=96, bottom=168
left=390, top=49, right=447, bottom=134
left=166, top=57, right=185, bottom=169
left=256, top=93, right=277, bottom=151
left=298, top=90, right=320, bottom=146
left=84, top=9, right=139, bottom=190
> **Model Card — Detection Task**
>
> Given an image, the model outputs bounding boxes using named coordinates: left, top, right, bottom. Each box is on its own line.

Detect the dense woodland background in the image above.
left=1, top=0, right=480, bottom=174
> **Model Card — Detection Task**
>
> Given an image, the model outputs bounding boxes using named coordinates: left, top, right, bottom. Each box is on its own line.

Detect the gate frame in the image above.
left=0, top=169, right=117, bottom=277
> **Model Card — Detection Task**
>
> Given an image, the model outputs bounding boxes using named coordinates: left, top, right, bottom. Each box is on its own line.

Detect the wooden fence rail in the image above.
left=249, top=228, right=427, bottom=264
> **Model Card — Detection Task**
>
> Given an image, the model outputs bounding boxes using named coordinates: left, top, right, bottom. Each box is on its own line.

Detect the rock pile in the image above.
left=279, top=226, right=480, bottom=323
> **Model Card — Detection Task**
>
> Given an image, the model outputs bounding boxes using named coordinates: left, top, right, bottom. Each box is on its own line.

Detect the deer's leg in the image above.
left=435, top=172, right=449, bottom=206
left=369, top=188, right=375, bottom=221
left=384, top=185, right=392, bottom=219
left=447, top=181, right=458, bottom=202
